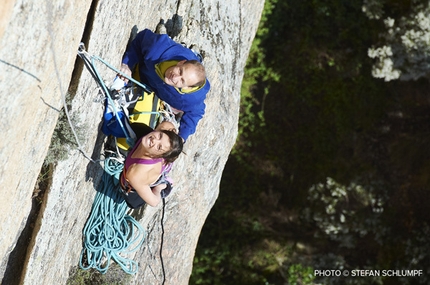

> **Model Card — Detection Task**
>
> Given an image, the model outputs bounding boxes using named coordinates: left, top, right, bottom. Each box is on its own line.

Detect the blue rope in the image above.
left=88, top=56, right=136, bottom=147
left=79, top=156, right=145, bottom=274
left=91, top=54, right=152, bottom=94
left=77, top=46, right=153, bottom=148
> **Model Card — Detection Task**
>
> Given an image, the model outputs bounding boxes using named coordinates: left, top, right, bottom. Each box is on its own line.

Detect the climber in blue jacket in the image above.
left=119, top=28, right=211, bottom=142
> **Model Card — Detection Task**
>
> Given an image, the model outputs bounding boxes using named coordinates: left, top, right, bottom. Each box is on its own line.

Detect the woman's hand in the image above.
left=152, top=184, right=167, bottom=195
left=118, top=63, right=132, bottom=83
left=156, top=121, right=177, bottom=133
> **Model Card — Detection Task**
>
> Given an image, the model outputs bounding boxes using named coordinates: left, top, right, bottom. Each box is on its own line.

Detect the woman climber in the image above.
left=120, top=121, right=183, bottom=208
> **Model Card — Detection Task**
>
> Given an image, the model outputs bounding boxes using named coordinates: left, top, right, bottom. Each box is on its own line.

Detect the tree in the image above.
left=367, top=0, right=430, bottom=81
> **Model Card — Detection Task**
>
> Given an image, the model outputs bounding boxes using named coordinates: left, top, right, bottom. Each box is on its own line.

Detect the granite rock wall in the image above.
left=0, top=0, right=264, bottom=284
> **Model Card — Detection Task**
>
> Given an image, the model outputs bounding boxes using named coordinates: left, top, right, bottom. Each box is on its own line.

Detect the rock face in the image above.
left=0, top=0, right=264, bottom=284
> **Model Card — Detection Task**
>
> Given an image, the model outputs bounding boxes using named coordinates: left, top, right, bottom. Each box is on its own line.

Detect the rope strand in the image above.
left=160, top=198, right=167, bottom=284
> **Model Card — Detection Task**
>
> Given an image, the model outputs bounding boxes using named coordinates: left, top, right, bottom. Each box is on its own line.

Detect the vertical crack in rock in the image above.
left=0, top=1, right=100, bottom=284
left=69, top=0, right=99, bottom=97
left=1, top=164, right=53, bottom=285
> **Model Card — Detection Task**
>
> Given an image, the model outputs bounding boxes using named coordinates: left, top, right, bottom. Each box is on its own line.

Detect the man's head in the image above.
left=164, top=60, right=206, bottom=90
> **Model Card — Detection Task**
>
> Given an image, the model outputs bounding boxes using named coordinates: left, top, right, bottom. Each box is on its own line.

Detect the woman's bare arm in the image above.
left=156, top=121, right=177, bottom=133
left=134, top=184, right=161, bottom=207
left=126, top=164, right=162, bottom=207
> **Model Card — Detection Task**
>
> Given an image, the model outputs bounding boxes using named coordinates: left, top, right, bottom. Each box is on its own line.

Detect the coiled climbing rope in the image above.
left=79, top=155, right=146, bottom=274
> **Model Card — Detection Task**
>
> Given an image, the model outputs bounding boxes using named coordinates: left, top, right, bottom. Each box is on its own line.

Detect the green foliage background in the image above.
left=191, top=0, right=430, bottom=284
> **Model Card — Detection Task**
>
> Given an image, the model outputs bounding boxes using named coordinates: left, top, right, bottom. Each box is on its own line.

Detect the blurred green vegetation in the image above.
left=192, top=0, right=430, bottom=284
left=66, top=265, right=131, bottom=285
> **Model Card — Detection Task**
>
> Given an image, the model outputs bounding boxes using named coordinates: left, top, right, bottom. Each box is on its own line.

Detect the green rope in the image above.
left=79, top=156, right=145, bottom=274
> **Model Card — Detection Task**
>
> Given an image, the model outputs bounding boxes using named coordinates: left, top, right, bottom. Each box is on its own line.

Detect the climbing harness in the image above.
left=77, top=43, right=177, bottom=150
left=78, top=43, right=150, bottom=147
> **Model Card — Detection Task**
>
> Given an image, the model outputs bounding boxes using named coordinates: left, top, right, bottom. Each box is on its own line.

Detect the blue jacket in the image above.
left=122, top=29, right=211, bottom=141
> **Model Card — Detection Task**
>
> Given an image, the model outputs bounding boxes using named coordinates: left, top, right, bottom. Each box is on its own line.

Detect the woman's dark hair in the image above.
left=159, top=130, right=183, bottom=164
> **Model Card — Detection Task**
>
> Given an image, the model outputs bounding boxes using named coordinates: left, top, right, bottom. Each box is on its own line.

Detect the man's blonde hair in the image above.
left=184, top=60, right=206, bottom=87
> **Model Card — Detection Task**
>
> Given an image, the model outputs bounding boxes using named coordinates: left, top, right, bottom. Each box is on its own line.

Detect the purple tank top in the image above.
left=124, top=137, right=166, bottom=172
left=120, top=137, right=172, bottom=191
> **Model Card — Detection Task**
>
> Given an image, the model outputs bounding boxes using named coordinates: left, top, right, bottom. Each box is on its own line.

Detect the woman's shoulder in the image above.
left=128, top=161, right=162, bottom=184
left=130, top=159, right=162, bottom=172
